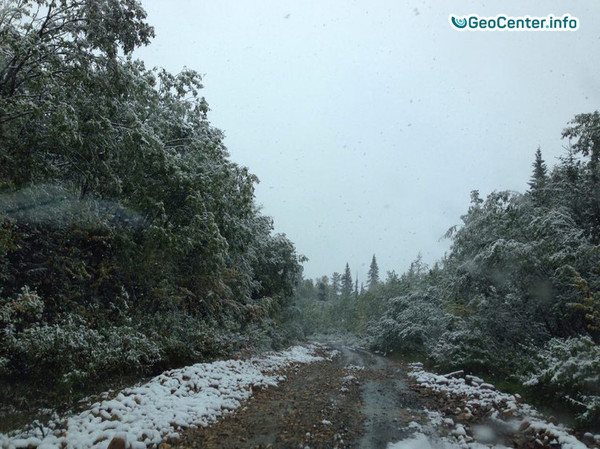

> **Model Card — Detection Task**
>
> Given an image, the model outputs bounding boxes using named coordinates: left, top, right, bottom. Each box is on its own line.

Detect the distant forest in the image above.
left=296, top=116, right=600, bottom=428
left=0, top=0, right=304, bottom=408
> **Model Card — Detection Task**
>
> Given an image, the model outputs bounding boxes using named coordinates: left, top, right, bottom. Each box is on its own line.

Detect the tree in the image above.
left=0, top=0, right=154, bottom=188
left=341, top=263, right=353, bottom=298
left=528, top=147, right=548, bottom=196
left=570, top=271, right=600, bottom=337
left=562, top=111, right=600, bottom=240
left=331, top=272, right=341, bottom=297
left=562, top=111, right=600, bottom=171
left=317, top=277, right=328, bottom=302
left=0, top=0, right=307, bottom=401
left=367, top=254, right=380, bottom=290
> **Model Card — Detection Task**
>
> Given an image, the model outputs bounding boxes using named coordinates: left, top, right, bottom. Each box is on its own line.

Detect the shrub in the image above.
left=523, top=336, right=600, bottom=427
left=0, top=286, right=44, bottom=329
left=370, top=292, right=446, bottom=356
left=1, top=315, right=162, bottom=394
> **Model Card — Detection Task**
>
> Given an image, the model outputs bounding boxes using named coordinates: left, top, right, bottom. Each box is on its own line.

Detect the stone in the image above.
left=107, top=437, right=126, bottom=449
left=518, top=421, right=531, bottom=432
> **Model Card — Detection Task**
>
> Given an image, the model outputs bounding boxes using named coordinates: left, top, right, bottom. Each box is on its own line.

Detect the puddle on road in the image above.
left=360, top=379, right=416, bottom=449
left=336, top=346, right=428, bottom=449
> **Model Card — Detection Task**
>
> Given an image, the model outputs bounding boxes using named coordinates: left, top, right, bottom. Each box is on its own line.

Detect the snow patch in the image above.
left=408, top=363, right=588, bottom=449
left=0, top=345, right=327, bottom=449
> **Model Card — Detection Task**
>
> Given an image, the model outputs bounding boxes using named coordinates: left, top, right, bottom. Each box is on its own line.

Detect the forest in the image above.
left=1, top=0, right=599, bottom=437
left=296, top=127, right=600, bottom=428
left=0, top=0, right=304, bottom=412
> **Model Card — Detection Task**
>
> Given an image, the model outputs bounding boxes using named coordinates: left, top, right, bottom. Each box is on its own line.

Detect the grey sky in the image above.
left=135, top=0, right=600, bottom=282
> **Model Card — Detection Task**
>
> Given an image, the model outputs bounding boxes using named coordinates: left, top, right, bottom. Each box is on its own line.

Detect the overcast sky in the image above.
left=135, top=0, right=600, bottom=282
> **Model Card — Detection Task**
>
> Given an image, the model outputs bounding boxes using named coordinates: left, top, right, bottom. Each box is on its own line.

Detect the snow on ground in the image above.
left=386, top=362, right=591, bottom=449
left=0, top=344, right=329, bottom=449
left=388, top=411, right=511, bottom=449
left=387, top=432, right=509, bottom=449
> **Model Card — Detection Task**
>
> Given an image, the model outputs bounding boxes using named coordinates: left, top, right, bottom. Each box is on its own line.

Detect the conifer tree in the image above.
left=331, top=272, right=341, bottom=296
left=367, top=254, right=380, bottom=290
left=528, top=147, right=548, bottom=195
left=317, top=280, right=327, bottom=302
left=341, top=263, right=353, bottom=298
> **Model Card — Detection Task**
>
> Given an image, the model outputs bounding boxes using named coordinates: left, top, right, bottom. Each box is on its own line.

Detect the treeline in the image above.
left=296, top=113, right=600, bottom=428
left=295, top=256, right=387, bottom=334
left=0, top=0, right=303, bottom=406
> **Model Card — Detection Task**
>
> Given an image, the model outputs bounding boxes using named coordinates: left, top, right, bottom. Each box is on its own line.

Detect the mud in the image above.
left=172, top=343, right=428, bottom=449
left=335, top=346, right=425, bottom=449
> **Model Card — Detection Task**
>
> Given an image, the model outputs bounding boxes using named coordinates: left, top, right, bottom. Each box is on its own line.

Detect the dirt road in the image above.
left=172, top=344, right=430, bottom=449
left=2, top=342, right=592, bottom=449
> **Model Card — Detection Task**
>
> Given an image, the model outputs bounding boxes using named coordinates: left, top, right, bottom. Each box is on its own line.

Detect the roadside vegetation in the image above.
left=2, top=0, right=599, bottom=435
left=296, top=118, right=600, bottom=429
left=0, top=0, right=303, bottom=414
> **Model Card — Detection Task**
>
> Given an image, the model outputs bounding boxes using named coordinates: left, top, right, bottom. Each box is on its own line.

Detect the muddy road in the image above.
left=172, top=344, right=430, bottom=449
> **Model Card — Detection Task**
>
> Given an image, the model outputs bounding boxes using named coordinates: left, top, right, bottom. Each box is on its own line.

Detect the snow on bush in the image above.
left=371, top=291, right=446, bottom=355
left=0, top=286, right=44, bottom=326
left=429, top=325, right=501, bottom=373
left=2, top=315, right=162, bottom=388
left=524, top=336, right=600, bottom=389
left=523, top=335, right=600, bottom=426
left=0, top=344, right=328, bottom=449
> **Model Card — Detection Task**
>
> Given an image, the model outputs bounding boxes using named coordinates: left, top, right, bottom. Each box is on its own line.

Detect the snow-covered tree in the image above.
left=528, top=147, right=548, bottom=197
left=0, top=0, right=306, bottom=402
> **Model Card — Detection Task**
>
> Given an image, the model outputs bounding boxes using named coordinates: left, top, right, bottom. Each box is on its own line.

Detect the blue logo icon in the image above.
left=451, top=16, right=468, bottom=28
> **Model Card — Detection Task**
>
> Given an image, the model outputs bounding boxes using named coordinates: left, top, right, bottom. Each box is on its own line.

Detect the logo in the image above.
left=449, top=14, right=579, bottom=31
left=450, top=16, right=468, bottom=29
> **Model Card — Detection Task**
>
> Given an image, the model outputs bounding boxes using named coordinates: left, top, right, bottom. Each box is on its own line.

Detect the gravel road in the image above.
left=172, top=343, right=429, bottom=449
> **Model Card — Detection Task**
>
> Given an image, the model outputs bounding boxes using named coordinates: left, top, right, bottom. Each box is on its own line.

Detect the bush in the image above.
left=0, top=286, right=44, bottom=329
left=144, top=311, right=228, bottom=367
left=430, top=325, right=502, bottom=373
left=370, top=292, right=446, bottom=356
left=523, top=336, right=600, bottom=427
left=1, top=315, right=162, bottom=394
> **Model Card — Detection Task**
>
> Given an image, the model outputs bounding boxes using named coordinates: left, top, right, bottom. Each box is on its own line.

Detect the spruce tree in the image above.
left=341, top=263, right=353, bottom=298
left=317, top=280, right=327, bottom=302
left=528, top=147, right=548, bottom=194
left=331, top=272, right=341, bottom=296
left=367, top=254, right=380, bottom=290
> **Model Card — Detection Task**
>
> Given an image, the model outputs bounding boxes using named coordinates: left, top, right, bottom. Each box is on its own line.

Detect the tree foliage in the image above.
left=295, top=114, right=600, bottom=427
left=341, top=263, right=352, bottom=298
left=367, top=254, right=379, bottom=290
left=0, top=0, right=304, bottom=404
